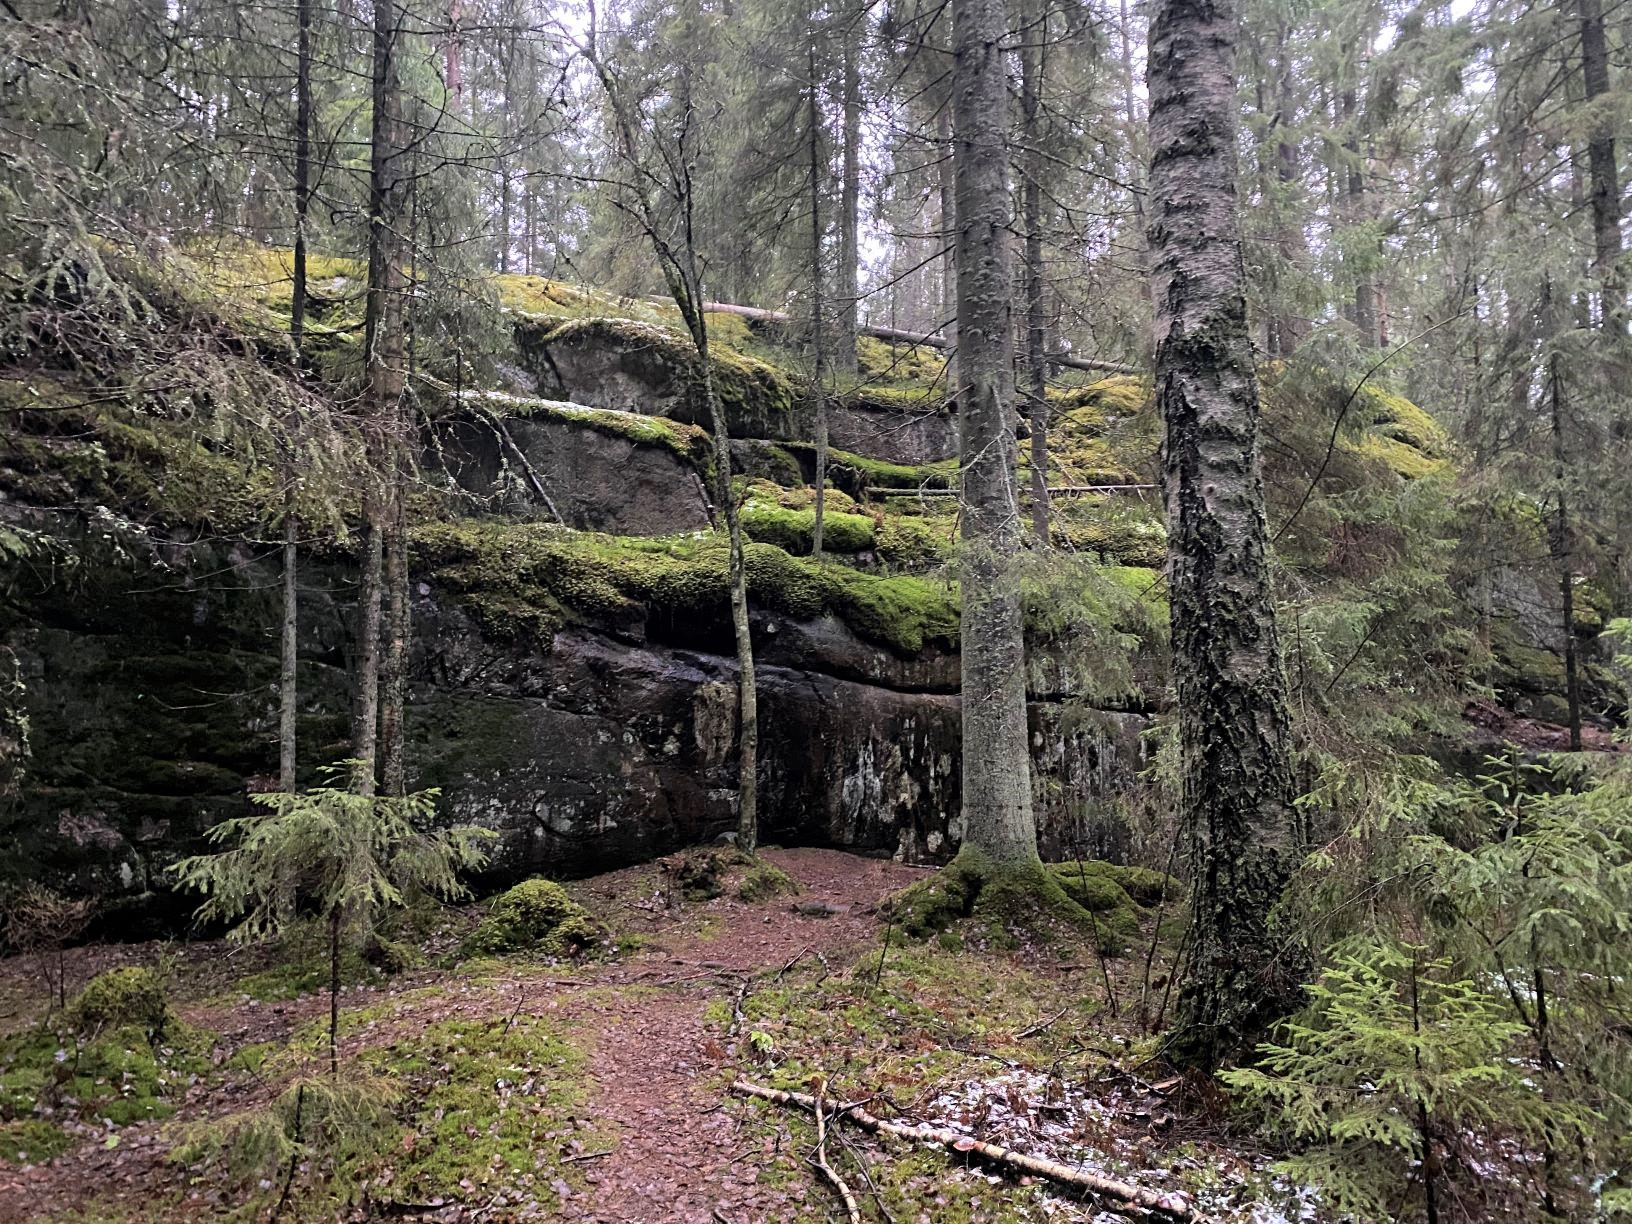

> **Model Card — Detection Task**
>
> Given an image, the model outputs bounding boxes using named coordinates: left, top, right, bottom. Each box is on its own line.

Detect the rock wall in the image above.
left=2, top=512, right=1150, bottom=924
left=433, top=411, right=713, bottom=536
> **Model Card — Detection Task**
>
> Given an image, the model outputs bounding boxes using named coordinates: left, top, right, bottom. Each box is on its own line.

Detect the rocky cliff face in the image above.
left=1, top=504, right=1149, bottom=925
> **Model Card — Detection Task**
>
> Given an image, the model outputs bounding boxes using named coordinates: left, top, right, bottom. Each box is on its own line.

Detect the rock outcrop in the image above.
left=1, top=510, right=1149, bottom=924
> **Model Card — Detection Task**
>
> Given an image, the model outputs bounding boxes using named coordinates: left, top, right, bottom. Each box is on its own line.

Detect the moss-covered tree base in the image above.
left=883, top=849, right=1154, bottom=955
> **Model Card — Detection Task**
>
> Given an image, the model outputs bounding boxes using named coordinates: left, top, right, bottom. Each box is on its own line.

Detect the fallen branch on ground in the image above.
left=810, top=1087, right=862, bottom=1224
left=730, top=1079, right=1209, bottom=1222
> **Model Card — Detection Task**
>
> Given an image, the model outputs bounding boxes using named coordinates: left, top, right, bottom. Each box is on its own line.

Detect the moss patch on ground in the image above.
left=361, top=1014, right=597, bottom=1214
left=0, top=1018, right=215, bottom=1129
left=0, top=1117, right=76, bottom=1164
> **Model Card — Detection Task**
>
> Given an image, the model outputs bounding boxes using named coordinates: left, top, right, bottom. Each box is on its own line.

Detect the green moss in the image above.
left=68, top=967, right=169, bottom=1037
left=465, top=878, right=601, bottom=957
left=1045, top=862, right=1136, bottom=913
left=740, top=501, right=875, bottom=555
left=468, top=390, right=714, bottom=474
left=822, top=447, right=957, bottom=493
left=885, top=850, right=1123, bottom=952
left=231, top=935, right=382, bottom=1003
left=874, top=515, right=947, bottom=570
left=853, top=335, right=949, bottom=390
left=1364, top=386, right=1447, bottom=455
left=822, top=565, right=959, bottom=655
left=415, top=520, right=960, bottom=657
left=0, top=1118, right=73, bottom=1164
left=0, top=1020, right=214, bottom=1128
left=736, top=863, right=798, bottom=903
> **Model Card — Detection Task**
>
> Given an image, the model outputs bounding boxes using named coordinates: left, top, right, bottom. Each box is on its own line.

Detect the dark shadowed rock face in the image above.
left=3, top=517, right=1150, bottom=927
left=432, top=413, right=713, bottom=536
left=828, top=400, right=958, bottom=466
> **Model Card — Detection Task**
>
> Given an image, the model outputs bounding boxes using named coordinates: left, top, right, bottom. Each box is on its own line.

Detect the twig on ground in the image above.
left=775, top=946, right=811, bottom=980
left=731, top=1079, right=1210, bottom=1223
left=562, top=1148, right=614, bottom=1163
left=832, top=1116, right=897, bottom=1224
left=500, top=989, right=524, bottom=1036
left=873, top=921, right=893, bottom=989
left=1016, top=1006, right=1069, bottom=1040
left=810, top=1083, right=863, bottom=1224
left=727, top=976, right=750, bottom=1040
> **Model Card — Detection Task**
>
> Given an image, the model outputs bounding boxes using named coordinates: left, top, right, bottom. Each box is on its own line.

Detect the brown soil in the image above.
left=0, top=848, right=930, bottom=1223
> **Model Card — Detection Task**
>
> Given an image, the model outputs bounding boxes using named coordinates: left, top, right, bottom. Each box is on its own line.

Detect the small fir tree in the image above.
left=1223, top=939, right=1588, bottom=1223
left=172, top=778, right=493, bottom=1073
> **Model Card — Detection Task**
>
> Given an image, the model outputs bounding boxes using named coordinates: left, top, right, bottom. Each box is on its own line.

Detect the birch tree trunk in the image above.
left=951, top=0, right=1038, bottom=869
left=1147, top=0, right=1300, bottom=1069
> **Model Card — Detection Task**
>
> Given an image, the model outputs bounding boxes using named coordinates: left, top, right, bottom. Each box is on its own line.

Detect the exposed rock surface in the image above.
left=433, top=410, right=713, bottom=535
left=2, top=509, right=1149, bottom=925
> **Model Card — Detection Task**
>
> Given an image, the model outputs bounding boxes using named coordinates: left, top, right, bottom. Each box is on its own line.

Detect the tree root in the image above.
left=730, top=1078, right=1211, bottom=1223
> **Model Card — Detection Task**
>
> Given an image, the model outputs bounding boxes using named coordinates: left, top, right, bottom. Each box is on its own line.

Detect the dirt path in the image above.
left=0, top=848, right=928, bottom=1223
left=566, top=848, right=925, bottom=1223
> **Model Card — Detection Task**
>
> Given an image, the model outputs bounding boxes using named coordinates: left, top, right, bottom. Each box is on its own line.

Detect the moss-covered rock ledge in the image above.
left=413, top=520, right=962, bottom=658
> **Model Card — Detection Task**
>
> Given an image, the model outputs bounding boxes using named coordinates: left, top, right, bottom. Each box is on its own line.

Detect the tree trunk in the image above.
left=1147, top=0, right=1300, bottom=1069
left=937, top=103, right=958, bottom=394
left=498, top=158, right=511, bottom=273
left=328, top=904, right=341, bottom=1076
left=280, top=0, right=313, bottom=795
left=807, top=41, right=830, bottom=560
left=356, top=0, right=407, bottom=799
left=1549, top=356, right=1582, bottom=750
left=1342, top=87, right=1377, bottom=348
left=1577, top=0, right=1622, bottom=324
left=951, top=0, right=1038, bottom=868
left=1020, top=6, right=1050, bottom=545
left=279, top=509, right=299, bottom=791
left=695, top=338, right=758, bottom=852
left=380, top=479, right=410, bottom=796
left=1267, top=21, right=1309, bottom=356
left=836, top=15, right=861, bottom=377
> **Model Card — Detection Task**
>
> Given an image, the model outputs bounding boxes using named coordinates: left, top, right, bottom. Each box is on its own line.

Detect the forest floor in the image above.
left=0, top=849, right=1304, bottom=1223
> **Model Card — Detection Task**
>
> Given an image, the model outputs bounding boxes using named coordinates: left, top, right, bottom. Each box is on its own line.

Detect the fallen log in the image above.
left=862, top=483, right=1156, bottom=499
left=730, top=1078, right=1210, bottom=1222
left=657, top=298, right=1140, bottom=376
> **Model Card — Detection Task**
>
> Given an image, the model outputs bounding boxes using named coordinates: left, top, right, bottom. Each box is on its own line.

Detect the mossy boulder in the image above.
left=519, top=316, right=800, bottom=440
left=736, top=862, right=798, bottom=903
left=464, top=879, right=601, bottom=957
left=661, top=846, right=752, bottom=902
left=68, top=966, right=169, bottom=1038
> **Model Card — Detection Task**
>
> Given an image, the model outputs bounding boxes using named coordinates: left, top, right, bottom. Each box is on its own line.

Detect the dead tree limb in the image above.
left=811, top=1088, right=863, bottom=1224
left=730, top=1079, right=1209, bottom=1222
